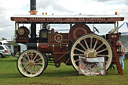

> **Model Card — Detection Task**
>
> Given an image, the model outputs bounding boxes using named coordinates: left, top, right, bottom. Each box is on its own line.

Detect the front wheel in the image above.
left=17, top=50, right=47, bottom=77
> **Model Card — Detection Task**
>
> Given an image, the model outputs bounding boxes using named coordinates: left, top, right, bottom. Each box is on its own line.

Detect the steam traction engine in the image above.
left=10, top=0, right=124, bottom=78
left=11, top=15, right=124, bottom=77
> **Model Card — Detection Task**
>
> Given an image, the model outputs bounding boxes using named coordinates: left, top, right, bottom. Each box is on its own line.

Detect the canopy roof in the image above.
left=11, top=15, right=124, bottom=24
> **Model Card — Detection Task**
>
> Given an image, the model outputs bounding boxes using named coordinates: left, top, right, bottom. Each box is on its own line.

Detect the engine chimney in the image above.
left=30, top=0, right=37, bottom=41
left=30, top=0, right=36, bottom=10
left=29, top=0, right=37, bottom=15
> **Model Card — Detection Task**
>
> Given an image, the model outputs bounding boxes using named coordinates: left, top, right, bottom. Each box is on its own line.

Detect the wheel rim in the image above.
left=71, top=34, right=113, bottom=71
left=17, top=50, right=46, bottom=77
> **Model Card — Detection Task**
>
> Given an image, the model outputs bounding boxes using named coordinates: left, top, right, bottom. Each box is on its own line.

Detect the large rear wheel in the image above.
left=71, top=34, right=113, bottom=71
left=17, top=50, right=47, bottom=77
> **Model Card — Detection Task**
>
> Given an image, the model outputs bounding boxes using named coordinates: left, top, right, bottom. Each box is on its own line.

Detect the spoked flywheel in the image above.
left=17, top=50, right=47, bottom=77
left=70, top=34, right=113, bottom=71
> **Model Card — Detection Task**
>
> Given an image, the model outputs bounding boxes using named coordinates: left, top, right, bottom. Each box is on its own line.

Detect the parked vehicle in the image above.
left=0, top=45, right=11, bottom=58
left=0, top=40, right=11, bottom=49
left=8, top=41, right=27, bottom=57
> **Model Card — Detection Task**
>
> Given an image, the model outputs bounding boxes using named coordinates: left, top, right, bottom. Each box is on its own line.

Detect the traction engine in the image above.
left=10, top=0, right=124, bottom=77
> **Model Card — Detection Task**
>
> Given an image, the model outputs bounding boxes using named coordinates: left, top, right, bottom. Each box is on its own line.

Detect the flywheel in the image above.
left=69, top=24, right=92, bottom=42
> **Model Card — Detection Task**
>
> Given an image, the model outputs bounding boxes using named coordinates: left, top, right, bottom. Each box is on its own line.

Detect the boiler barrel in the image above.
left=27, top=43, right=37, bottom=49
left=27, top=43, right=69, bottom=53
left=38, top=43, right=69, bottom=53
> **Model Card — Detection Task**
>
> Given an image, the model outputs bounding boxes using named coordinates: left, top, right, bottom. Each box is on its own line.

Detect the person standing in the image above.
left=117, top=41, right=125, bottom=70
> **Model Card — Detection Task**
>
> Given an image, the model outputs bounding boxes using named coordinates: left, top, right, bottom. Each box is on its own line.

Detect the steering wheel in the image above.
left=93, top=27, right=99, bottom=33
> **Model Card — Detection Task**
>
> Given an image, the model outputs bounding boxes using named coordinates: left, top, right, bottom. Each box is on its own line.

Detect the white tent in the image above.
left=119, top=22, right=128, bottom=33
left=119, top=22, right=128, bottom=53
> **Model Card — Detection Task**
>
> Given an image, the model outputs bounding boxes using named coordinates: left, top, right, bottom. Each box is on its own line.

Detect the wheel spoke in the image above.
left=84, top=39, right=89, bottom=49
left=23, top=57, right=29, bottom=61
left=25, top=53, right=30, bottom=61
left=73, top=54, right=85, bottom=56
left=90, top=38, right=92, bottom=49
left=75, top=48, right=85, bottom=53
left=25, top=65, right=31, bottom=73
left=22, top=62, right=28, bottom=70
left=35, top=63, right=43, bottom=65
left=22, top=61, right=28, bottom=65
left=22, top=62, right=31, bottom=73
left=97, top=54, right=109, bottom=57
left=97, top=48, right=107, bottom=54
left=79, top=42, right=86, bottom=50
left=74, top=59, right=79, bottom=62
left=35, top=58, right=42, bottom=62
left=29, top=66, right=33, bottom=74
left=33, top=66, right=36, bottom=73
left=96, top=43, right=104, bottom=51
left=93, top=39, right=98, bottom=50
left=33, top=54, right=38, bottom=61
left=30, top=52, right=34, bottom=60
left=35, top=65, right=40, bottom=71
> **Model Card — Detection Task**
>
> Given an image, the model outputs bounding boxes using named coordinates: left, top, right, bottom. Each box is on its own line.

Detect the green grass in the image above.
left=0, top=56, right=128, bottom=85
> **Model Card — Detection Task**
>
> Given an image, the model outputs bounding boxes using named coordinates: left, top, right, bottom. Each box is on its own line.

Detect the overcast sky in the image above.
left=0, top=0, right=128, bottom=40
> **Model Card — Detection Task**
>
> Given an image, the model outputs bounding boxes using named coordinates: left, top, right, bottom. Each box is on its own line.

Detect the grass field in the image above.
left=0, top=56, right=128, bottom=85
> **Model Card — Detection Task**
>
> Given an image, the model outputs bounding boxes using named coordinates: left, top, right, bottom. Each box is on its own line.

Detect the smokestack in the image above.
left=30, top=0, right=37, bottom=40
left=29, top=0, right=37, bottom=15
left=31, top=22, right=36, bottom=39
left=30, top=0, right=36, bottom=10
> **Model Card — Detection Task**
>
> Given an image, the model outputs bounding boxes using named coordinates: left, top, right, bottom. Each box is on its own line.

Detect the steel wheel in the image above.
left=71, top=34, right=113, bottom=71
left=17, top=50, right=47, bottom=77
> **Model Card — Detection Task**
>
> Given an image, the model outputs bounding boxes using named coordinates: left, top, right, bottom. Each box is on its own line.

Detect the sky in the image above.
left=0, top=0, right=128, bottom=40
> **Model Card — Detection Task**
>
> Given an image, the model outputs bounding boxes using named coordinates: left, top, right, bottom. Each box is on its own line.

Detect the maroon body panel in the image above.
left=48, top=33, right=69, bottom=44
